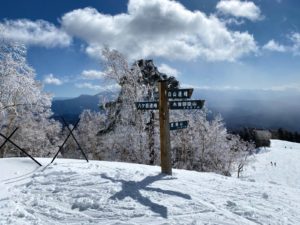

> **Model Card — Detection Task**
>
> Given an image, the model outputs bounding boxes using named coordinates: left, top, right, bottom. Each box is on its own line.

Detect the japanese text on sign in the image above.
left=167, top=88, right=193, bottom=99
left=135, top=101, right=159, bottom=110
left=169, top=100, right=205, bottom=110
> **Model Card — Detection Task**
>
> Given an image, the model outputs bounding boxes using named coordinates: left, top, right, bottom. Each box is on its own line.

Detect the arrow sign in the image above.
left=135, top=101, right=159, bottom=110
left=167, top=89, right=193, bottom=99
left=169, top=100, right=205, bottom=110
left=169, top=121, right=188, bottom=130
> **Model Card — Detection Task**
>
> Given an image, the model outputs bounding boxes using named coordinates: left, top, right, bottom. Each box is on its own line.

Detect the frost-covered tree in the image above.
left=231, top=137, right=255, bottom=178
left=61, top=110, right=106, bottom=160
left=95, top=47, right=253, bottom=176
left=96, top=48, right=152, bottom=163
left=171, top=110, right=255, bottom=175
left=97, top=48, right=180, bottom=164
left=171, top=111, right=229, bottom=174
left=0, top=41, right=61, bottom=157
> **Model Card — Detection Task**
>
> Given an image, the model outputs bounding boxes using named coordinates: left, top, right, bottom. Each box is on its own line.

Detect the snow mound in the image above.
left=1, top=140, right=300, bottom=225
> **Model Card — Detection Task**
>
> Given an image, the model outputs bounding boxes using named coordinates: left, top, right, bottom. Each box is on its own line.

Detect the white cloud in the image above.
left=61, top=0, right=257, bottom=61
left=216, top=0, right=262, bottom=21
left=81, top=70, right=105, bottom=80
left=289, top=32, right=300, bottom=55
left=0, top=19, right=71, bottom=47
left=263, top=32, right=300, bottom=55
left=263, top=40, right=286, bottom=52
left=157, top=64, right=180, bottom=77
left=75, top=82, right=120, bottom=91
left=43, top=74, right=63, bottom=85
left=75, top=82, right=102, bottom=90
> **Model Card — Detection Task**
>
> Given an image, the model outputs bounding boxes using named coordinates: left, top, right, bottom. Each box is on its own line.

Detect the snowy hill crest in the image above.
left=1, top=140, right=300, bottom=225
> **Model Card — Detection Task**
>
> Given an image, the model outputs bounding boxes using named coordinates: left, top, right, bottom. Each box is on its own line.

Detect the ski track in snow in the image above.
left=1, top=140, right=300, bottom=224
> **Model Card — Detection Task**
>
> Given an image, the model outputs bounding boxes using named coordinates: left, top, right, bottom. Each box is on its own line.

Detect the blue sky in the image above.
left=1, top=0, right=300, bottom=97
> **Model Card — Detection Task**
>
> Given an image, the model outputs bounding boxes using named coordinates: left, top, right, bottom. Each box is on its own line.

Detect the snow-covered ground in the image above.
left=1, top=140, right=300, bottom=225
left=241, top=140, right=300, bottom=188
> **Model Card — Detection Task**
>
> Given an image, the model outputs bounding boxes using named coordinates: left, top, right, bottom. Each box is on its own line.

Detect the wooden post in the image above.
left=158, top=80, right=172, bottom=175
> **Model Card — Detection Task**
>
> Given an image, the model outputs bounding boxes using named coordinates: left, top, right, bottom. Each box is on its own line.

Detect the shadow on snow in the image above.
left=101, top=173, right=191, bottom=218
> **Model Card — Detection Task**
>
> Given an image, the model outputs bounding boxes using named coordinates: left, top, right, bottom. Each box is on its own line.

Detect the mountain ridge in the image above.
left=51, top=90, right=300, bottom=131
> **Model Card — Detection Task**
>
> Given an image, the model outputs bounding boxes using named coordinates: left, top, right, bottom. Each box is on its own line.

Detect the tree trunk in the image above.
left=148, top=111, right=155, bottom=165
left=0, top=148, right=4, bottom=158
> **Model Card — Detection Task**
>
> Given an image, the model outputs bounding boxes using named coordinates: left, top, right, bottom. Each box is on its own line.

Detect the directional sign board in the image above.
left=135, top=101, right=159, bottom=110
left=169, top=100, right=205, bottom=110
left=167, top=89, right=193, bottom=99
left=134, top=82, right=205, bottom=175
left=169, top=121, right=188, bottom=130
left=135, top=100, right=205, bottom=110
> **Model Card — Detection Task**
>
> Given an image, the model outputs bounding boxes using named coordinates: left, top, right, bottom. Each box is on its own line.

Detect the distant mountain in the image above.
left=51, top=91, right=118, bottom=124
left=53, top=97, right=73, bottom=101
left=51, top=89, right=300, bottom=131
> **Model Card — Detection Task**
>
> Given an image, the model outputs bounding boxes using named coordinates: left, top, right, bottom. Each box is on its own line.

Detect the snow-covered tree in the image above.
left=0, top=41, right=61, bottom=157
left=231, top=137, right=255, bottom=178
left=96, top=48, right=152, bottom=163
left=61, top=110, right=106, bottom=160
left=95, top=47, right=253, bottom=176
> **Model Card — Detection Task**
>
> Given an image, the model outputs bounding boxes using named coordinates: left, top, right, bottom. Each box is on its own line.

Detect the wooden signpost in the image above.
left=158, top=81, right=172, bottom=174
left=135, top=80, right=205, bottom=175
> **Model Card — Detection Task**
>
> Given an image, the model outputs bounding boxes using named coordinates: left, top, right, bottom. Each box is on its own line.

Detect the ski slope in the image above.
left=241, top=140, right=300, bottom=188
left=0, top=140, right=300, bottom=225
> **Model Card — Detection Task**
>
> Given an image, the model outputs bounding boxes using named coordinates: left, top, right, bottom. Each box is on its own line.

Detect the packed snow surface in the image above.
left=1, top=140, right=300, bottom=225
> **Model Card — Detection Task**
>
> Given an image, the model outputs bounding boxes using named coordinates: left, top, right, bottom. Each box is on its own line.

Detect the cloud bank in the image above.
left=61, top=0, right=257, bottom=61
left=0, top=0, right=260, bottom=62
left=0, top=19, right=71, bottom=47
